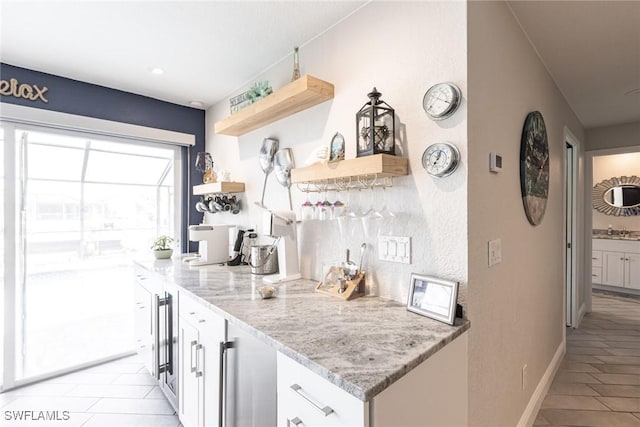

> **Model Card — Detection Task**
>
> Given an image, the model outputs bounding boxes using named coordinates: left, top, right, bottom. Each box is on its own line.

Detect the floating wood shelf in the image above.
left=291, top=154, right=408, bottom=185
left=193, top=181, right=245, bottom=196
left=214, top=75, right=334, bottom=136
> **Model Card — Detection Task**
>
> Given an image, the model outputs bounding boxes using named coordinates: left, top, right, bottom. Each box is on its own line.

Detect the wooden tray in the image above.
left=315, top=268, right=365, bottom=301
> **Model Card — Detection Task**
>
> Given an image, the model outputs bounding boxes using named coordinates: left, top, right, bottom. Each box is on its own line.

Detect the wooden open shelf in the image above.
left=291, top=154, right=408, bottom=184
left=193, top=181, right=245, bottom=196
left=214, top=75, right=334, bottom=136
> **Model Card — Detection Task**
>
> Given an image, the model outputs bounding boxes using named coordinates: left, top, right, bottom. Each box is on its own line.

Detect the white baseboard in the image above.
left=516, top=340, right=565, bottom=427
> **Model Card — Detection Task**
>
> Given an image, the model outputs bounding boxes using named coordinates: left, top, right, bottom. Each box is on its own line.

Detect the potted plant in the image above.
left=151, top=235, right=174, bottom=259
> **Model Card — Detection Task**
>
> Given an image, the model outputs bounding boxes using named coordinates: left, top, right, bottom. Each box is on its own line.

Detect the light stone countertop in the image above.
left=135, top=257, right=470, bottom=401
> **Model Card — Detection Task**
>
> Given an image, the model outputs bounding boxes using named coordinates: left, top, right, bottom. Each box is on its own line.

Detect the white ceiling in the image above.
left=1, top=1, right=638, bottom=129
left=0, top=1, right=366, bottom=109
left=508, top=1, right=640, bottom=129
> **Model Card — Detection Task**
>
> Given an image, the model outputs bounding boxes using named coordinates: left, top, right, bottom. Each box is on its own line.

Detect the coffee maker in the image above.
left=187, top=224, right=233, bottom=266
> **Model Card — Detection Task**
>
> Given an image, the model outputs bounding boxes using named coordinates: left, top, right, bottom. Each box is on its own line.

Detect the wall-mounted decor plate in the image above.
left=520, top=111, right=549, bottom=226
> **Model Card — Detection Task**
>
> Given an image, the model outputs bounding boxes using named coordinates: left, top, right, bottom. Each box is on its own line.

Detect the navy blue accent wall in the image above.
left=1, top=62, right=203, bottom=252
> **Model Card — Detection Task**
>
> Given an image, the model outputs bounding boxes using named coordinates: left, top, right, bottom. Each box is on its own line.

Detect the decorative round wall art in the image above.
left=520, top=111, right=549, bottom=226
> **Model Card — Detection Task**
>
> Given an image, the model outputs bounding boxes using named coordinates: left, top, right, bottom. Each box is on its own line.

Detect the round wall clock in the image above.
left=422, top=142, right=460, bottom=177
left=422, top=82, right=462, bottom=121
left=520, top=111, right=549, bottom=226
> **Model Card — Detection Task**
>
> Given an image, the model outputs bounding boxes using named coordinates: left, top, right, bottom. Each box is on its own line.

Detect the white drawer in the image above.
left=277, top=352, right=365, bottom=427
left=179, top=291, right=219, bottom=327
left=592, top=267, right=602, bottom=283
left=592, top=251, right=602, bottom=267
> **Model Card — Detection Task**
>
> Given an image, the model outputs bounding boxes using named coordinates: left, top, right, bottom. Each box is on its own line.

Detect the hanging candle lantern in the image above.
left=356, top=87, right=395, bottom=157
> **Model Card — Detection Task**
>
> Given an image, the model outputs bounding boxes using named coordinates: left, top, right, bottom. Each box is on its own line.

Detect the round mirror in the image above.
left=603, top=185, right=640, bottom=208
left=593, top=176, right=640, bottom=216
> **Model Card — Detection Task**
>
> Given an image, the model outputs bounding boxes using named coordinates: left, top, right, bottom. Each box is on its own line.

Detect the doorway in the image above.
left=565, top=139, right=578, bottom=327
left=1, top=123, right=182, bottom=391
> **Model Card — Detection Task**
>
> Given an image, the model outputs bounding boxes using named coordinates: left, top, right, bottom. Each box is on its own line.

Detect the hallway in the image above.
left=535, top=292, right=640, bottom=426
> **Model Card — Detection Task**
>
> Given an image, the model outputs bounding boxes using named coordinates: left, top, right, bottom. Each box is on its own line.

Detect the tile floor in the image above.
left=535, top=291, right=640, bottom=427
left=0, top=355, right=180, bottom=426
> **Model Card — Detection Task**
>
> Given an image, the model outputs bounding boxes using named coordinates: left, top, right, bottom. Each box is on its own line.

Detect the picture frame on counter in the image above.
left=407, top=273, right=459, bottom=325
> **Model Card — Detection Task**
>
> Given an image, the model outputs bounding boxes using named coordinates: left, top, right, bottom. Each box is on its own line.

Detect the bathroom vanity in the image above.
left=592, top=236, right=640, bottom=291
left=134, top=258, right=470, bottom=427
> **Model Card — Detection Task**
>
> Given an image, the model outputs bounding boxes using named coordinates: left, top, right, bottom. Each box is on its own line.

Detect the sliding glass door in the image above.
left=1, top=123, right=182, bottom=389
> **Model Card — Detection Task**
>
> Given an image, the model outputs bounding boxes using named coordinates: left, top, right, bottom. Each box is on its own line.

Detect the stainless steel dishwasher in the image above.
left=222, top=323, right=277, bottom=427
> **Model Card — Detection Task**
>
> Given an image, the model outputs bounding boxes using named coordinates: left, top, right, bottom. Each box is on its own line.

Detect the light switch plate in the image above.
left=488, top=238, right=502, bottom=267
left=378, top=236, right=411, bottom=264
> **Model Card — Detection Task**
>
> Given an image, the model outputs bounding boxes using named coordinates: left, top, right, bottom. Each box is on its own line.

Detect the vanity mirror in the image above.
left=592, top=175, right=640, bottom=216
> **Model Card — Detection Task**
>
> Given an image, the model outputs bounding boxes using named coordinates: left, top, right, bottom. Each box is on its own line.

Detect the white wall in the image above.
left=592, top=153, right=640, bottom=231
left=205, top=1, right=468, bottom=304
left=467, top=2, right=585, bottom=426
left=586, top=121, right=640, bottom=151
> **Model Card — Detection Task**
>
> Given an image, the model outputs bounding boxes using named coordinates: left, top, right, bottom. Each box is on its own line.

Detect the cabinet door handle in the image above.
left=190, top=340, right=198, bottom=374
left=592, top=274, right=597, bottom=277
left=289, top=384, right=334, bottom=416
left=621, top=257, right=625, bottom=260
left=195, top=344, right=203, bottom=378
left=288, top=417, right=304, bottom=426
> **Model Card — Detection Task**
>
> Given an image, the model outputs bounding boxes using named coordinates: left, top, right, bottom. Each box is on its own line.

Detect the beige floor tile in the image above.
left=111, top=373, right=158, bottom=386
left=548, top=382, right=601, bottom=396
left=65, top=384, right=154, bottom=398
left=87, top=397, right=175, bottom=415
left=45, top=372, right=120, bottom=385
left=2, top=383, right=77, bottom=397
left=83, top=413, right=180, bottom=426
left=591, top=373, right=640, bottom=385
left=541, top=395, right=610, bottom=411
left=554, top=372, right=602, bottom=384
left=1, top=396, right=100, bottom=412
left=597, top=397, right=640, bottom=412
left=541, top=408, right=640, bottom=427
left=0, top=394, right=18, bottom=409
left=590, top=384, right=640, bottom=398
left=0, top=412, right=94, bottom=427
left=144, top=386, right=167, bottom=399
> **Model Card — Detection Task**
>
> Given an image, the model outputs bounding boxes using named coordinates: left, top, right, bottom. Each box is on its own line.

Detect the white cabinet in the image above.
left=178, top=291, right=226, bottom=427
left=134, top=282, right=153, bottom=374
left=592, top=239, right=640, bottom=290
left=603, top=251, right=625, bottom=286
left=277, top=332, right=468, bottom=427
left=277, top=352, right=366, bottom=427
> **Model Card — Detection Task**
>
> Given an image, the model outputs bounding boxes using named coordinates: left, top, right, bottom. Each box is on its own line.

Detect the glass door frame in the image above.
left=1, top=121, right=185, bottom=391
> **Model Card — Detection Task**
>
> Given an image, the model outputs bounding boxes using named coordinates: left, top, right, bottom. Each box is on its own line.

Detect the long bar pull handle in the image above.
left=288, top=417, right=304, bottom=426
left=155, top=294, right=161, bottom=380
left=219, top=341, right=234, bottom=427
left=195, top=344, right=203, bottom=378
left=289, top=384, right=334, bottom=416
left=190, top=340, right=198, bottom=373
left=155, top=295, right=168, bottom=380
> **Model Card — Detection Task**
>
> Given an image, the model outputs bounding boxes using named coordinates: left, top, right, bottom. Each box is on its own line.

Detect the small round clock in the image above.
left=422, top=82, right=462, bottom=121
left=422, top=142, right=460, bottom=177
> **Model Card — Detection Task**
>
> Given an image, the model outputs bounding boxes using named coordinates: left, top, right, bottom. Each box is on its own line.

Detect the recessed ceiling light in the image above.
left=151, top=67, right=164, bottom=75
left=189, top=101, right=204, bottom=108
left=624, top=88, right=640, bottom=96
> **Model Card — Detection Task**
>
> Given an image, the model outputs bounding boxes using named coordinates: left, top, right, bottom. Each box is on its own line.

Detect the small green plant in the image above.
left=151, top=235, right=174, bottom=251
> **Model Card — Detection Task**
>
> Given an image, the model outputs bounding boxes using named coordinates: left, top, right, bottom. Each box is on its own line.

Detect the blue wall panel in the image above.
left=1, top=62, right=203, bottom=251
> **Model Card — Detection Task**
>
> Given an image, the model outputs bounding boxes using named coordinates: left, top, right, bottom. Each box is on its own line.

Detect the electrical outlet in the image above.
left=488, top=239, right=502, bottom=267
left=522, top=364, right=528, bottom=390
left=378, top=236, right=411, bottom=264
